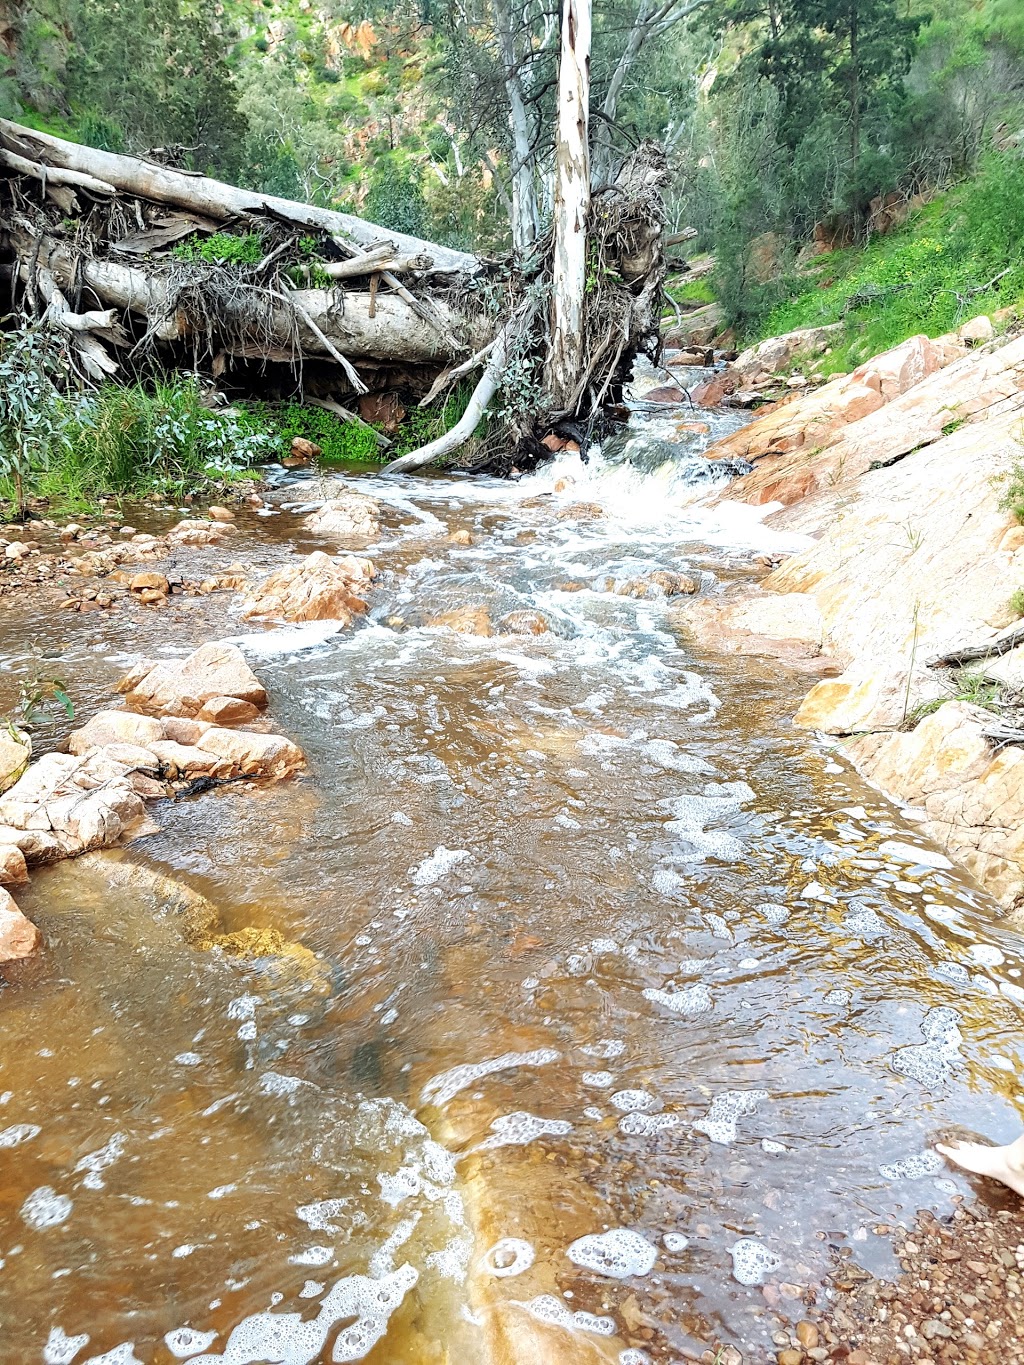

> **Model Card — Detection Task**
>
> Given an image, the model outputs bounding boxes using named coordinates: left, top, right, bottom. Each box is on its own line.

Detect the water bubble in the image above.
left=610, top=1090, right=656, bottom=1112
left=410, top=846, right=472, bottom=886
left=891, top=1007, right=963, bottom=1088
left=969, top=943, right=1005, bottom=967
left=164, top=1329, right=218, bottom=1358
left=421, top=1048, right=560, bottom=1107
left=730, top=1237, right=781, bottom=1286
left=663, top=1233, right=689, bottom=1252
left=514, top=1295, right=616, bottom=1336
left=757, top=903, right=789, bottom=926
left=643, top=984, right=712, bottom=1016
left=43, top=1328, right=90, bottom=1364
left=694, top=1089, right=768, bottom=1145
left=566, top=1228, right=658, bottom=1279
left=582, top=1071, right=614, bottom=1088
left=476, top=1112, right=572, bottom=1150
left=619, top=1112, right=680, bottom=1136
left=879, top=1150, right=944, bottom=1181
left=484, top=1238, right=535, bottom=1278
left=21, top=1186, right=72, bottom=1230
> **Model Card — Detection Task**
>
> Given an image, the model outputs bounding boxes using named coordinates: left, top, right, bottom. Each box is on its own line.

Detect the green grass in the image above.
left=738, top=154, right=1024, bottom=370
left=0, top=373, right=271, bottom=517
left=666, top=276, right=717, bottom=307
left=1009, top=587, right=1024, bottom=618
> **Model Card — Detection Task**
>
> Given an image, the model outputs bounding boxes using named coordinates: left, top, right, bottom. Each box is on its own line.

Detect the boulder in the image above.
left=0, top=845, right=28, bottom=885
left=129, top=571, right=169, bottom=596
left=732, top=323, right=843, bottom=377
left=0, top=727, right=31, bottom=793
left=303, top=491, right=381, bottom=542
left=193, top=727, right=305, bottom=780
left=851, top=334, right=941, bottom=402
left=68, top=709, right=165, bottom=755
left=196, top=696, right=261, bottom=726
left=794, top=662, right=945, bottom=734
left=958, top=315, right=994, bottom=346
left=290, top=436, right=321, bottom=459
left=612, top=571, right=698, bottom=599
left=243, top=551, right=377, bottom=624
left=0, top=888, right=42, bottom=963
left=207, top=505, right=236, bottom=522
left=497, top=610, right=551, bottom=635
left=148, top=740, right=226, bottom=780
left=118, top=642, right=268, bottom=717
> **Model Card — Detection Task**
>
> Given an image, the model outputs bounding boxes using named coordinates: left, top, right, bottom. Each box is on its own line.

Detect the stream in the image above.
left=2, top=383, right=1024, bottom=1365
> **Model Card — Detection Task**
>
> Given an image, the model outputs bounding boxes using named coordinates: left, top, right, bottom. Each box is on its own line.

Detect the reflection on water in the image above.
left=2, top=421, right=1024, bottom=1364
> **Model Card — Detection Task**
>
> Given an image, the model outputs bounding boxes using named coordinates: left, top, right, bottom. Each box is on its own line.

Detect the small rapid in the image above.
left=2, top=399, right=1023, bottom=1364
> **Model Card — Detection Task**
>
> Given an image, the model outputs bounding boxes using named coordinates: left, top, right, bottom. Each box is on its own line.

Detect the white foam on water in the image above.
left=757, top=903, right=790, bottom=926
left=513, top=1295, right=617, bottom=1336
left=299, top=1282, right=324, bottom=1299
left=879, top=1150, right=944, bottom=1181
left=410, top=847, right=472, bottom=886
left=619, top=1112, right=680, bottom=1136
left=297, top=1199, right=347, bottom=1233
left=44, top=1328, right=90, bottom=1364
left=730, top=1238, right=781, bottom=1286
left=610, top=1089, right=656, bottom=1113
left=425, top=1233, right=472, bottom=1281
left=581, top=1039, right=626, bottom=1060
left=663, top=1233, right=689, bottom=1252
left=620, top=1351, right=652, bottom=1365
left=21, top=1185, right=72, bottom=1230
left=877, top=840, right=952, bottom=870
left=81, top=1347, right=143, bottom=1365
left=661, top=785, right=753, bottom=862
left=643, top=984, right=712, bottom=1016
left=0, top=1122, right=40, bottom=1147
left=368, top=1215, right=420, bottom=1279
left=476, top=1111, right=573, bottom=1150
left=226, top=621, right=343, bottom=657
left=421, top=1048, right=560, bottom=1107
left=188, top=1263, right=418, bottom=1365
left=582, top=1071, right=614, bottom=1088
left=288, top=1246, right=334, bottom=1267
left=678, top=958, right=709, bottom=975
left=761, top=1139, right=787, bottom=1154
left=890, top=1007, right=964, bottom=1088
left=484, top=1237, right=535, bottom=1278
left=694, top=1089, right=769, bottom=1145
left=566, top=1228, right=658, bottom=1279
left=969, top=943, right=1005, bottom=967
left=74, top=1132, right=125, bottom=1190
left=844, top=903, right=886, bottom=939
left=165, top=1328, right=219, bottom=1358
left=824, top=989, right=852, bottom=1006
left=590, top=937, right=619, bottom=954
left=259, top=1072, right=307, bottom=1099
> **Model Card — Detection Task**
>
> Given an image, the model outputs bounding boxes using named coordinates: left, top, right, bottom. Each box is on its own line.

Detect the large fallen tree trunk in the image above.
left=0, top=117, right=668, bottom=471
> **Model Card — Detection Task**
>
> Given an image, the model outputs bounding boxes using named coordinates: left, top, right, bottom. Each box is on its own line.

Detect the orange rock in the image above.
left=129, top=572, right=169, bottom=595
left=0, top=888, right=42, bottom=963
left=427, top=607, right=493, bottom=636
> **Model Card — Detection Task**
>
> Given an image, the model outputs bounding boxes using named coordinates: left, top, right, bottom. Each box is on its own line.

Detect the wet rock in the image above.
left=644, top=384, right=689, bottom=404
left=0, top=888, right=42, bottom=963
left=796, top=1321, right=819, bottom=1349
left=69, top=710, right=164, bottom=755
left=129, top=571, right=169, bottom=597
left=196, top=696, right=261, bottom=726
left=290, top=436, right=321, bottom=459
left=497, top=610, right=550, bottom=635
left=0, top=844, right=29, bottom=885
left=207, top=505, right=235, bottom=521
left=118, top=642, right=268, bottom=717
left=847, top=702, right=1024, bottom=908
left=556, top=502, right=604, bottom=522
left=448, top=529, right=474, bottom=546
left=243, top=551, right=377, bottom=624
left=612, top=571, right=698, bottom=599
left=193, top=726, right=305, bottom=780
left=0, top=727, right=31, bottom=793
left=303, top=491, right=381, bottom=542
left=428, top=607, right=494, bottom=636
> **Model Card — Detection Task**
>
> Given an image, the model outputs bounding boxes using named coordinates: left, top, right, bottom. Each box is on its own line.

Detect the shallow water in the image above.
left=3, top=406, right=1024, bottom=1365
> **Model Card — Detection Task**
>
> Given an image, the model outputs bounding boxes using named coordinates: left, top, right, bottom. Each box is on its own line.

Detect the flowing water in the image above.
left=3, top=393, right=1024, bottom=1365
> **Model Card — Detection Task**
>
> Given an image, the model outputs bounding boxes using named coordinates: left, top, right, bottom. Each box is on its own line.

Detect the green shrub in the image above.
left=236, top=401, right=384, bottom=465
left=172, top=232, right=264, bottom=266
left=1009, top=587, right=1024, bottom=618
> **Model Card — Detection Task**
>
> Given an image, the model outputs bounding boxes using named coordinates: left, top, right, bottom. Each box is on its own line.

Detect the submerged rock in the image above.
left=303, top=491, right=381, bottom=542
left=0, top=888, right=42, bottom=964
left=243, top=550, right=377, bottom=624
left=428, top=607, right=494, bottom=636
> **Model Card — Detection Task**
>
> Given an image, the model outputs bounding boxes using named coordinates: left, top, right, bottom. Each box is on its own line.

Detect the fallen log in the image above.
left=0, top=119, right=478, bottom=275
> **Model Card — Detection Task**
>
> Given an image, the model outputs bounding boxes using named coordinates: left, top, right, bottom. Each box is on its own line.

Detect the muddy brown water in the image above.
left=2, top=407, right=1024, bottom=1365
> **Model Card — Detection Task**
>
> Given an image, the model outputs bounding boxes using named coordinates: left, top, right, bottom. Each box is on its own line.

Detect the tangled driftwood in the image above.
left=0, top=119, right=668, bottom=472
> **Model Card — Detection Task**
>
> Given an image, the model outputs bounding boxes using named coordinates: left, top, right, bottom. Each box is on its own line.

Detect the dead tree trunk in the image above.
left=546, top=0, right=592, bottom=410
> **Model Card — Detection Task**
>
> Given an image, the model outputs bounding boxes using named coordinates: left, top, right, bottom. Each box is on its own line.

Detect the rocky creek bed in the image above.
left=2, top=352, right=1024, bottom=1364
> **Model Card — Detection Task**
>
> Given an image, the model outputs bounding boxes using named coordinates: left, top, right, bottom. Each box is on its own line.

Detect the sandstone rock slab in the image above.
left=243, top=551, right=376, bottom=624
left=304, top=491, right=381, bottom=542
left=118, top=643, right=268, bottom=717
left=0, top=888, right=42, bottom=963
left=0, top=727, right=31, bottom=793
